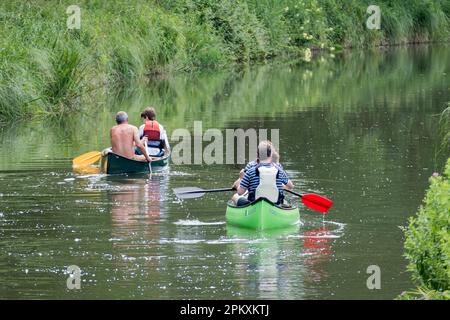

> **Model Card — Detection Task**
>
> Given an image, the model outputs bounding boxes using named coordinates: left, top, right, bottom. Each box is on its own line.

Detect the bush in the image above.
left=401, top=157, right=450, bottom=299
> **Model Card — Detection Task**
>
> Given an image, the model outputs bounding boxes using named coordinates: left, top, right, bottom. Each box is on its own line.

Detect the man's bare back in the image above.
left=108, top=111, right=151, bottom=162
left=110, top=123, right=139, bottom=159
left=110, top=124, right=152, bottom=162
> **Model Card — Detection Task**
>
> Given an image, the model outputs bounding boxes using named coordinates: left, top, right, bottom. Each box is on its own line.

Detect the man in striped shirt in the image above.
left=232, top=144, right=284, bottom=190
left=232, top=141, right=294, bottom=205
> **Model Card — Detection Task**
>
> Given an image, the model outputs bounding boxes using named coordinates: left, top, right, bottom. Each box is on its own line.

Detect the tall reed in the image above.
left=0, top=0, right=449, bottom=121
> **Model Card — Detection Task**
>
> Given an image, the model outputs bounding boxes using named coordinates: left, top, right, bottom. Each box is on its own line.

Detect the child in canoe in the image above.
left=136, top=107, right=171, bottom=158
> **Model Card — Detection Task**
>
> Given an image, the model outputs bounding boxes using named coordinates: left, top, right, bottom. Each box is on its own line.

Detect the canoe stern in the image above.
left=101, top=152, right=170, bottom=175
left=226, top=198, right=299, bottom=230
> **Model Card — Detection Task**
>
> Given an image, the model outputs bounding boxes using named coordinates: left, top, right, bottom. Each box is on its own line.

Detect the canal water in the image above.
left=0, top=45, right=449, bottom=299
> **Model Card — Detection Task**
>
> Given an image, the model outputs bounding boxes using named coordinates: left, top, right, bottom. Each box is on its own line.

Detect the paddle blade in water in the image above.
left=72, top=165, right=101, bottom=175
left=73, top=151, right=101, bottom=167
left=301, top=193, right=333, bottom=213
left=173, top=187, right=206, bottom=199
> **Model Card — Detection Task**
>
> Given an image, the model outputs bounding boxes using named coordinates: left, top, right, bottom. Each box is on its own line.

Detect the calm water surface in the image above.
left=0, top=45, right=449, bottom=299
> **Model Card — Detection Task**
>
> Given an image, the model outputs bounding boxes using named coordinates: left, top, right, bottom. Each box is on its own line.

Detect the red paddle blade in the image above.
left=301, top=194, right=333, bottom=213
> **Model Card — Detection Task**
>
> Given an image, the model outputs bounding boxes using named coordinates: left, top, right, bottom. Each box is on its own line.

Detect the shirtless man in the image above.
left=107, top=111, right=151, bottom=162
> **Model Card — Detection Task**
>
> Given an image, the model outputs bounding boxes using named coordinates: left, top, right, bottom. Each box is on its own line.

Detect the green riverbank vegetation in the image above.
left=399, top=155, right=450, bottom=300
left=1, top=0, right=450, bottom=120
left=441, top=104, right=450, bottom=151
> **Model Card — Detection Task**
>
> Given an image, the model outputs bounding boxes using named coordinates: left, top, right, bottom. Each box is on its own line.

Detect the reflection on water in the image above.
left=107, top=175, right=170, bottom=295
left=227, top=225, right=304, bottom=299
left=0, top=45, right=449, bottom=299
left=224, top=222, right=343, bottom=299
left=302, top=226, right=334, bottom=286
left=110, top=175, right=168, bottom=226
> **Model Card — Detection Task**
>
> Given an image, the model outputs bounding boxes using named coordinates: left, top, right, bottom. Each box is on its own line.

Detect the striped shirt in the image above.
left=244, top=160, right=284, bottom=172
left=240, top=163, right=289, bottom=197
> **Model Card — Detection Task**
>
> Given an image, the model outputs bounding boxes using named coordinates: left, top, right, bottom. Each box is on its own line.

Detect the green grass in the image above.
left=398, top=286, right=450, bottom=300
left=0, top=0, right=449, bottom=121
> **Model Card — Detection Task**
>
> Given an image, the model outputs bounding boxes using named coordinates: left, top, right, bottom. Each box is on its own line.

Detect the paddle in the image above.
left=173, top=186, right=333, bottom=213
left=174, top=187, right=235, bottom=199
left=284, top=189, right=333, bottom=213
left=72, top=151, right=101, bottom=167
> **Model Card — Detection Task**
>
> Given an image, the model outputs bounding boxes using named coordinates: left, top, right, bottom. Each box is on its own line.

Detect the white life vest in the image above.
left=255, top=165, right=279, bottom=203
left=147, top=146, right=162, bottom=156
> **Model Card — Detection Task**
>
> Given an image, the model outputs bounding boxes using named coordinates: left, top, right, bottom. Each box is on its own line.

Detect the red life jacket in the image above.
left=143, top=120, right=161, bottom=141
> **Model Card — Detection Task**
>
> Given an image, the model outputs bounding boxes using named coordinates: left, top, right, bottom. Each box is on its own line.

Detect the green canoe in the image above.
left=101, top=151, right=170, bottom=174
left=226, top=197, right=300, bottom=230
